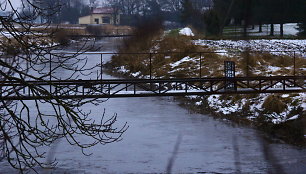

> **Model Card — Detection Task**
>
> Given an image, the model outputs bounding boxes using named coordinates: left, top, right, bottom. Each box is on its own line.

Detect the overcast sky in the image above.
left=2, top=0, right=105, bottom=11
left=1, top=0, right=21, bottom=10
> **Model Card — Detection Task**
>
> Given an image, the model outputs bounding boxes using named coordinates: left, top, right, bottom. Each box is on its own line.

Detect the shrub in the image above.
left=1, top=39, right=21, bottom=56
left=262, top=95, right=287, bottom=114
left=203, top=10, right=222, bottom=36
left=54, top=30, right=70, bottom=46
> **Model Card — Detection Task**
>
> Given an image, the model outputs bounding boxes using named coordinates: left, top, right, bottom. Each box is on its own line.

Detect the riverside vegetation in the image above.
left=107, top=26, right=306, bottom=146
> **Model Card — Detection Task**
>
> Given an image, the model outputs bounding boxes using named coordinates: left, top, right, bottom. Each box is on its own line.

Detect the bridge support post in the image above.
left=49, top=54, right=52, bottom=92
left=185, top=82, right=188, bottom=93
left=100, top=54, right=104, bottom=92
left=101, top=54, right=103, bottom=81
left=293, top=51, right=296, bottom=77
left=49, top=54, right=51, bottom=81
left=149, top=53, right=152, bottom=80
left=293, top=51, right=296, bottom=87
left=134, top=83, right=136, bottom=94
left=200, top=52, right=202, bottom=78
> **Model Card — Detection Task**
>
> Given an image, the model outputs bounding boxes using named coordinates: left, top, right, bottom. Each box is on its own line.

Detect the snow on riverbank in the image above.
left=204, top=93, right=305, bottom=124
left=110, top=31, right=305, bottom=125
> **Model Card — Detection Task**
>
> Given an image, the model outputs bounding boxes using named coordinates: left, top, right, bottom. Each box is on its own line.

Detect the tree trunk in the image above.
left=243, top=23, right=248, bottom=37
left=259, top=22, right=262, bottom=32
left=270, top=24, right=274, bottom=36
left=280, top=23, right=284, bottom=37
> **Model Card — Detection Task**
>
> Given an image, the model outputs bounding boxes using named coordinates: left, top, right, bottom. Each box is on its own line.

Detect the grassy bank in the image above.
left=107, top=28, right=306, bottom=146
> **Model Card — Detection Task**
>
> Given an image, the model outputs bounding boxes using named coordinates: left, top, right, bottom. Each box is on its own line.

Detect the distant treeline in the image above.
left=209, top=0, right=306, bottom=36
left=106, top=0, right=306, bottom=36
left=20, top=0, right=306, bottom=36
left=20, top=0, right=91, bottom=24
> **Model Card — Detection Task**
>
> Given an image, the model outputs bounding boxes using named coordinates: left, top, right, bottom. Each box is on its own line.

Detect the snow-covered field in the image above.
left=223, top=23, right=300, bottom=36
left=194, top=39, right=306, bottom=57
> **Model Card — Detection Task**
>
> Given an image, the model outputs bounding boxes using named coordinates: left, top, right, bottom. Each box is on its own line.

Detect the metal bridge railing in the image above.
left=0, top=76, right=305, bottom=100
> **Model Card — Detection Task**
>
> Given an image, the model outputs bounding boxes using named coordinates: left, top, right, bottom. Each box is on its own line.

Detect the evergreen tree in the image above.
left=297, top=0, right=306, bottom=36
left=203, top=9, right=222, bottom=35
left=181, top=0, right=195, bottom=25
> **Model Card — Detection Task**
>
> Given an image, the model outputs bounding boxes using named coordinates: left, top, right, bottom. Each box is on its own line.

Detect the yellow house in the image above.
left=79, top=7, right=120, bottom=25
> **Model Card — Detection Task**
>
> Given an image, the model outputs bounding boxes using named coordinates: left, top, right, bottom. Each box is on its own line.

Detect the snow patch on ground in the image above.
left=179, top=27, right=194, bottom=36
left=169, top=56, right=193, bottom=68
left=300, top=93, right=306, bottom=110
left=287, top=115, right=299, bottom=121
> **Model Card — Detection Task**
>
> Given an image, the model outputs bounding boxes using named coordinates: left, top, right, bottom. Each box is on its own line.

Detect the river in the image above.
left=0, top=38, right=305, bottom=174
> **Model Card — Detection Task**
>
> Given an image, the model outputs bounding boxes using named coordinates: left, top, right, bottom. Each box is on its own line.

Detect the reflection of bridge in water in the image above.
left=1, top=76, right=305, bottom=100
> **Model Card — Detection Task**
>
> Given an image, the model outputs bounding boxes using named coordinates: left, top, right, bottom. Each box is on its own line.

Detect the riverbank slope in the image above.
left=106, top=28, right=306, bottom=146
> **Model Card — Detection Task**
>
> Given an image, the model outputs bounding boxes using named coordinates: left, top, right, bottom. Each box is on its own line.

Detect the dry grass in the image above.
left=234, top=52, right=306, bottom=76
left=111, top=27, right=305, bottom=80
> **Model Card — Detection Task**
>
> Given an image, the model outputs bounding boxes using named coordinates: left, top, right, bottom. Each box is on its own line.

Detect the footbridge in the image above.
left=0, top=76, right=304, bottom=100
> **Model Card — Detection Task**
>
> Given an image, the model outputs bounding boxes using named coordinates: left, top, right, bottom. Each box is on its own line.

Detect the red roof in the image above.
left=92, top=7, right=115, bottom=14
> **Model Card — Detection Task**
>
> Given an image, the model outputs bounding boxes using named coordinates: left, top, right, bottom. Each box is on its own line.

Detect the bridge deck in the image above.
left=0, top=76, right=305, bottom=100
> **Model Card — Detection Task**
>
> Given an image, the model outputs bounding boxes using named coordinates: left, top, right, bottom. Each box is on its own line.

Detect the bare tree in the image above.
left=0, top=0, right=127, bottom=172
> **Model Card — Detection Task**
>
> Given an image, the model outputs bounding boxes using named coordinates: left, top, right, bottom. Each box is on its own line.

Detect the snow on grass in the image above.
left=169, top=56, right=194, bottom=68
left=117, top=66, right=129, bottom=73
left=131, top=71, right=141, bottom=77
left=266, top=66, right=281, bottom=72
left=179, top=27, right=194, bottom=36
left=207, top=95, right=241, bottom=115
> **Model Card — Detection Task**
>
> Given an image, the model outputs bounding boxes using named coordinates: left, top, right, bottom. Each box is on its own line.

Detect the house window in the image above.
left=94, top=18, right=99, bottom=24
left=102, top=17, right=111, bottom=24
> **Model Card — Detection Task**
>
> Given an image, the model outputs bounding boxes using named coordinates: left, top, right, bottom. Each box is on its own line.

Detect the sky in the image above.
left=2, top=0, right=102, bottom=11
left=1, top=0, right=21, bottom=11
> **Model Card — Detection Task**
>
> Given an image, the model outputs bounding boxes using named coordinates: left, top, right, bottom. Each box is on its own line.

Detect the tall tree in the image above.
left=181, top=0, right=195, bottom=25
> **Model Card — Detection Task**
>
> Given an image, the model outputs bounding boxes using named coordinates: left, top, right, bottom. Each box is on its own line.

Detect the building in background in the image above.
left=79, top=7, right=120, bottom=25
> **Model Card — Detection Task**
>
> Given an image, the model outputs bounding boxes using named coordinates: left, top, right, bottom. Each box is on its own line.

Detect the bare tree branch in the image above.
left=0, top=0, right=128, bottom=172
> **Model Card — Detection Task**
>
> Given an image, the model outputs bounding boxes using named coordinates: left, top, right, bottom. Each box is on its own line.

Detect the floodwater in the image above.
left=0, top=38, right=305, bottom=174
